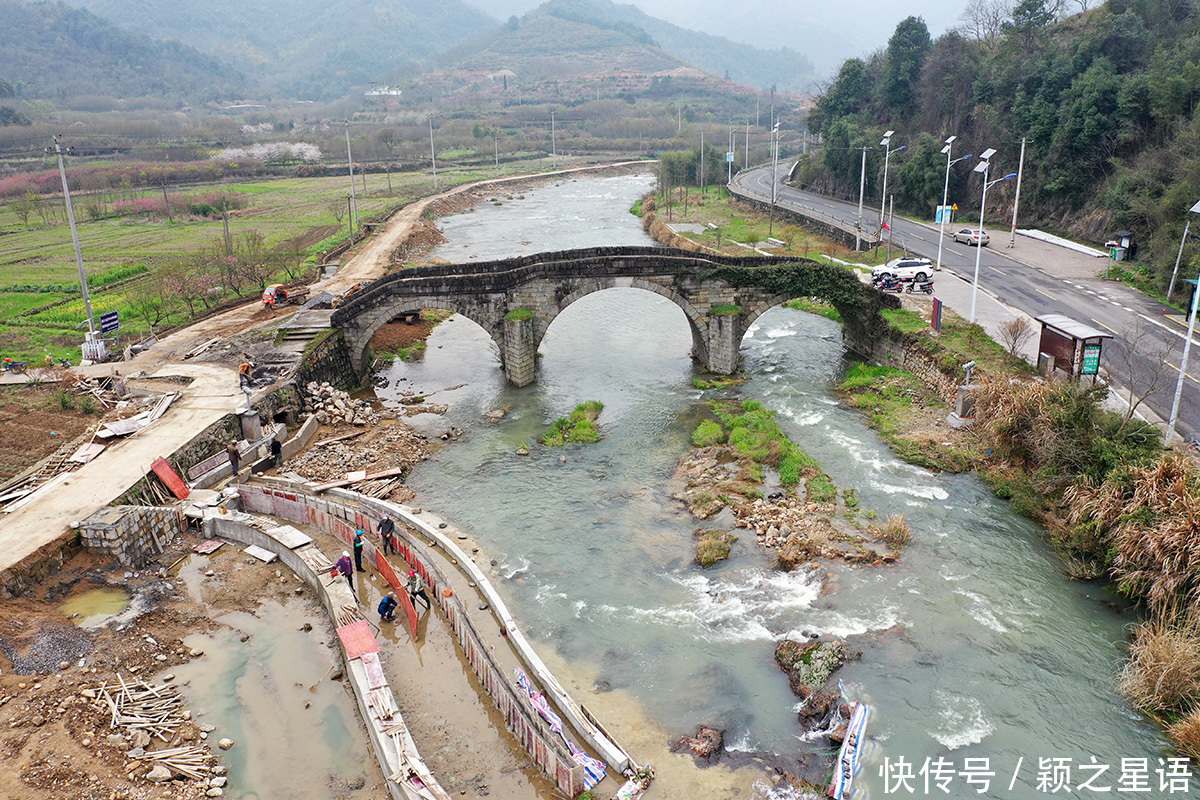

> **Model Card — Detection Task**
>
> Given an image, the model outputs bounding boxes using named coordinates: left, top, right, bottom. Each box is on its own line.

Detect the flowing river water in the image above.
left=377, top=174, right=1168, bottom=799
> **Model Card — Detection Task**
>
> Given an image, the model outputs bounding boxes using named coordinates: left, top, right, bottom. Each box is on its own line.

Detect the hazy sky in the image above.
left=465, top=0, right=968, bottom=75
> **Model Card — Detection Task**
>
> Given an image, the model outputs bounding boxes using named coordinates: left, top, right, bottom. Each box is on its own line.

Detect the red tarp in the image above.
left=336, top=620, right=378, bottom=659
left=150, top=457, right=190, bottom=499
left=375, top=550, right=418, bottom=639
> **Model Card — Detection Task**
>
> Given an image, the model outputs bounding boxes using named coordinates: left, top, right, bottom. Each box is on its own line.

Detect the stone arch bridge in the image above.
left=331, top=246, right=880, bottom=386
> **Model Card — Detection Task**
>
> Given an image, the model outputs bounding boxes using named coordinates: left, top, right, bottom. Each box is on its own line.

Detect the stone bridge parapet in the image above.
left=331, top=247, right=815, bottom=386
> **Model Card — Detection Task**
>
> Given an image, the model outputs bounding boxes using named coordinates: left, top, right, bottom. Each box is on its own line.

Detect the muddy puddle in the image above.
left=170, top=554, right=371, bottom=799
left=60, top=587, right=131, bottom=628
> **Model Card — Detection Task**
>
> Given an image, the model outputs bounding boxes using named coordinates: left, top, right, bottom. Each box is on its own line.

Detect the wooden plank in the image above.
left=314, top=430, right=366, bottom=447
left=150, top=457, right=190, bottom=500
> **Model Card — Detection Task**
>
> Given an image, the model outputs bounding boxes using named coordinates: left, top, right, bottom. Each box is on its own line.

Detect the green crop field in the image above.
left=0, top=157, right=567, bottom=361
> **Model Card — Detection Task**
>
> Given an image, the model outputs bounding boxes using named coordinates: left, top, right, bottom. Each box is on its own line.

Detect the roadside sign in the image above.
left=935, top=205, right=952, bottom=224
left=1080, top=342, right=1102, bottom=375
left=931, top=298, right=943, bottom=333
left=952, top=204, right=958, bottom=211
left=726, top=152, right=734, bottom=162
left=100, top=311, right=120, bottom=333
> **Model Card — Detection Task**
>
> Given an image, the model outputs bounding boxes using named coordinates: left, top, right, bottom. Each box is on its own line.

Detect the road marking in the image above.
left=1090, top=318, right=1119, bottom=334
left=1165, top=361, right=1200, bottom=384
left=1035, top=288, right=1059, bottom=301
left=989, top=266, right=1007, bottom=275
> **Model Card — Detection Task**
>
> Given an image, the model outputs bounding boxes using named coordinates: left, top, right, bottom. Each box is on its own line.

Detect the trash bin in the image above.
left=1113, top=246, right=1127, bottom=262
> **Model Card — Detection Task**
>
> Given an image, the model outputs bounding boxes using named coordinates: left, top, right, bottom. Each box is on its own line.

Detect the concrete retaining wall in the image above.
left=202, top=512, right=448, bottom=800
left=235, top=481, right=627, bottom=795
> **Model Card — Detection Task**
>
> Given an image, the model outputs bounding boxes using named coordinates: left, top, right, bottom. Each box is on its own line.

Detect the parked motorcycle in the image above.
left=905, top=280, right=934, bottom=295
left=877, top=277, right=904, bottom=293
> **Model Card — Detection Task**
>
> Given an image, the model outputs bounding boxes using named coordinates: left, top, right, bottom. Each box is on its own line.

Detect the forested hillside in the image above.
left=803, top=0, right=1200, bottom=292
left=530, top=0, right=817, bottom=90
left=0, top=0, right=247, bottom=103
left=62, top=0, right=499, bottom=99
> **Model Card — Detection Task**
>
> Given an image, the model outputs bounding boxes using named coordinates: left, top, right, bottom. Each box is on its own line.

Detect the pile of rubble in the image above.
left=286, top=426, right=431, bottom=484
left=304, top=382, right=381, bottom=427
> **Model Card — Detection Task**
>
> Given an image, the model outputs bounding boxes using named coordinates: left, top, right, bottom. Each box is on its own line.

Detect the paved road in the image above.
left=732, top=165, right=1200, bottom=440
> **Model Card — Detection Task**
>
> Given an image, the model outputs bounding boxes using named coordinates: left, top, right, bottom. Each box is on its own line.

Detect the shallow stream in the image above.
left=373, top=173, right=1169, bottom=798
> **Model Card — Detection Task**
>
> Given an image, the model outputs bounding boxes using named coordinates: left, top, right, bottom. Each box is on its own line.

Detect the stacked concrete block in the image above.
left=79, top=506, right=185, bottom=568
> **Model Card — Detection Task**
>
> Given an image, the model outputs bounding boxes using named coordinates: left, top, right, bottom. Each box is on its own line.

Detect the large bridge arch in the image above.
left=344, top=294, right=506, bottom=375
left=330, top=247, right=892, bottom=387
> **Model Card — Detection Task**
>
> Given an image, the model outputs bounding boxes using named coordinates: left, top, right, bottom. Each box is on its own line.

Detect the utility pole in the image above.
left=769, top=122, right=780, bottom=237
left=677, top=105, right=682, bottom=134
left=344, top=121, right=358, bottom=227
left=161, top=184, right=172, bottom=223
left=699, top=129, right=705, bottom=192
left=728, top=122, right=733, bottom=186
left=551, top=109, right=557, bottom=170
left=428, top=116, right=438, bottom=190
left=221, top=195, right=232, bottom=255
left=856, top=147, right=867, bottom=251
left=1009, top=136, right=1027, bottom=248
left=49, top=135, right=95, bottom=335
left=494, top=133, right=500, bottom=178
left=744, top=120, right=749, bottom=172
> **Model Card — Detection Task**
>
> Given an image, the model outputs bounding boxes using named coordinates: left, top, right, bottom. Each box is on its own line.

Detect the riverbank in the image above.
left=637, top=180, right=1200, bottom=761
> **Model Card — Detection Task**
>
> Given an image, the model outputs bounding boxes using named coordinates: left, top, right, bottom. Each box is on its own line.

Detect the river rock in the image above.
left=669, top=725, right=724, bottom=764
left=775, top=639, right=849, bottom=698
left=131, top=730, right=152, bottom=749
left=218, top=738, right=236, bottom=750
left=210, top=777, right=227, bottom=788
left=206, top=789, right=224, bottom=797
left=146, top=764, right=174, bottom=782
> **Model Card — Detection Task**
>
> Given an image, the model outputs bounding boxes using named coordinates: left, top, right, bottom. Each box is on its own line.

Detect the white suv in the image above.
left=871, top=257, right=934, bottom=282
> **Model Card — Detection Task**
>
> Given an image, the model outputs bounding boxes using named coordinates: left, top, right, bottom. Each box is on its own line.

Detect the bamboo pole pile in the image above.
left=97, top=675, right=185, bottom=741
left=91, top=675, right=216, bottom=779
left=136, top=745, right=214, bottom=780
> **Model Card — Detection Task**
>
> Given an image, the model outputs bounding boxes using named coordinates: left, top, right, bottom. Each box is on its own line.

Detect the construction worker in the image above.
left=406, top=569, right=431, bottom=612
left=238, top=361, right=253, bottom=388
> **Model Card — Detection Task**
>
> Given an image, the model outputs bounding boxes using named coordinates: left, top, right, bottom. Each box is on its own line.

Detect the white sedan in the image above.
left=953, top=228, right=991, bottom=247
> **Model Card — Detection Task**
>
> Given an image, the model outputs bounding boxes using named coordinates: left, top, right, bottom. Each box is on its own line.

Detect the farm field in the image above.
left=0, top=156, right=568, bottom=362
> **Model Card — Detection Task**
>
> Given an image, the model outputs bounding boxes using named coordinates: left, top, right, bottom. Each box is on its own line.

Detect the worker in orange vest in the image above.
left=238, top=361, right=253, bottom=388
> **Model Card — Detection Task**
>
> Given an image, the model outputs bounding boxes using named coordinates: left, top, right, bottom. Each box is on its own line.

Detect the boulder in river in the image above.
left=669, top=725, right=724, bottom=764
left=774, top=638, right=849, bottom=698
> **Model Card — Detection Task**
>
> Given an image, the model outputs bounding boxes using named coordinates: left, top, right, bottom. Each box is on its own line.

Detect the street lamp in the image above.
left=936, top=136, right=973, bottom=271
left=856, top=146, right=868, bottom=251
left=1166, top=198, right=1200, bottom=445
left=969, top=148, right=1016, bottom=323
left=879, top=131, right=905, bottom=230
left=769, top=122, right=781, bottom=236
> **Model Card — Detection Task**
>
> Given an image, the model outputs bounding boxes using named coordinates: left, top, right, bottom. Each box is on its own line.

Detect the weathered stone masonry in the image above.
left=332, top=246, right=802, bottom=386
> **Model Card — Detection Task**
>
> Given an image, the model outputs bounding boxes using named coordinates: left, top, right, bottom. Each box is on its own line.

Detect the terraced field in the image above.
left=0, top=164, right=521, bottom=362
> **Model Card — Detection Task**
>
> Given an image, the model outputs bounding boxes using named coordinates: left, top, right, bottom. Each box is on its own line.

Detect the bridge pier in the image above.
left=503, top=316, right=537, bottom=388
left=702, top=314, right=743, bottom=375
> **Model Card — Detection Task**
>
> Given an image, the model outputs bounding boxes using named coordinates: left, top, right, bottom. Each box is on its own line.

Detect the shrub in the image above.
left=53, top=388, right=75, bottom=410
left=1119, top=616, right=1200, bottom=714
left=1168, top=708, right=1200, bottom=760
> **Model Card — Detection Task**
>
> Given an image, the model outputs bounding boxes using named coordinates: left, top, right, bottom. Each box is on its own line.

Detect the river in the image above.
left=378, top=173, right=1167, bottom=799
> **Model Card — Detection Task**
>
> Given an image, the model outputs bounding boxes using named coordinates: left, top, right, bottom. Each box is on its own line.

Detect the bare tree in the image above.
left=960, top=0, right=1012, bottom=48
left=999, top=317, right=1035, bottom=356
left=1107, top=319, right=1175, bottom=422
